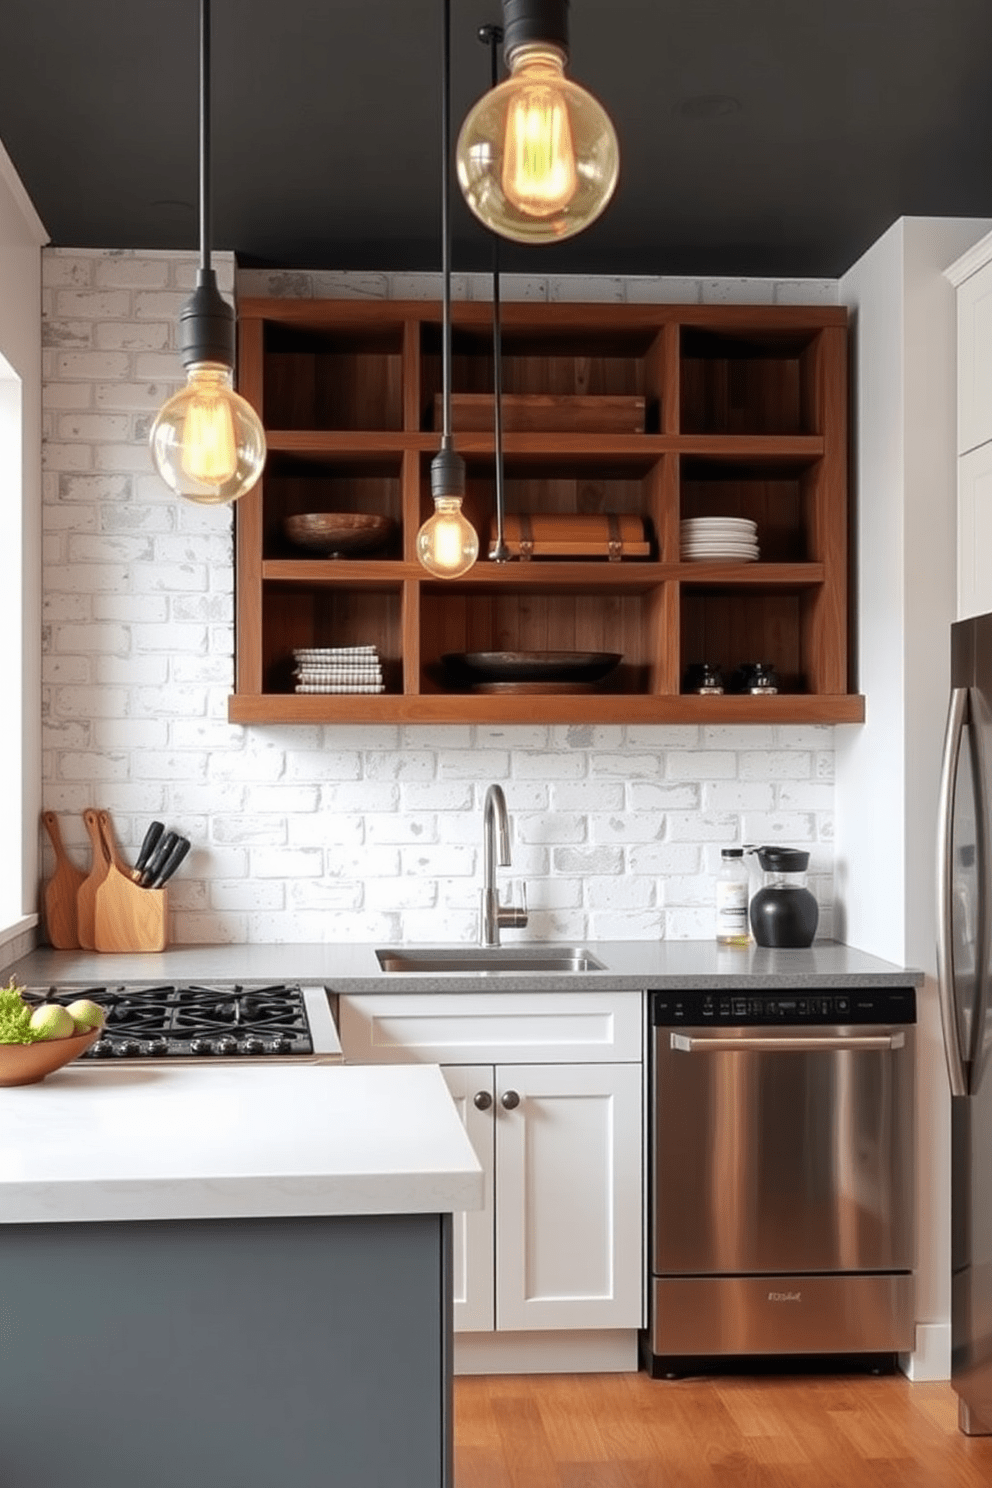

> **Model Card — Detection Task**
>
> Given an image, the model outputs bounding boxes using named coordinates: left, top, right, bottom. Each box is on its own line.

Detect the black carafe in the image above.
left=748, top=846, right=819, bottom=948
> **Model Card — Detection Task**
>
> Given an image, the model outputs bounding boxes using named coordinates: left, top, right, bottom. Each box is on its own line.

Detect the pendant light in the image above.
left=149, top=0, right=266, bottom=506
left=480, top=23, right=510, bottom=564
left=416, top=0, right=480, bottom=579
left=456, top=0, right=619, bottom=245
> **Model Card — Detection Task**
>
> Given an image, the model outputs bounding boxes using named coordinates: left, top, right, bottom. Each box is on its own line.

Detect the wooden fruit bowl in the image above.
left=284, top=513, right=396, bottom=557
left=0, top=1025, right=100, bottom=1087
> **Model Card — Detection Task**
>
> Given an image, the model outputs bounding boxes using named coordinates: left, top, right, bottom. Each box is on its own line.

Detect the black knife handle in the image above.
left=134, top=820, right=164, bottom=875
left=139, top=830, right=178, bottom=887
left=150, top=837, right=191, bottom=889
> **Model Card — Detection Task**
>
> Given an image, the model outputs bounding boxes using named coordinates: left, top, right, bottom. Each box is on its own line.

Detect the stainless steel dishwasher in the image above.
left=642, top=985, right=917, bottom=1376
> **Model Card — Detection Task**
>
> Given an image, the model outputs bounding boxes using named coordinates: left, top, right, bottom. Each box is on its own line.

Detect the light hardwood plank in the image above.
left=454, top=1373, right=992, bottom=1488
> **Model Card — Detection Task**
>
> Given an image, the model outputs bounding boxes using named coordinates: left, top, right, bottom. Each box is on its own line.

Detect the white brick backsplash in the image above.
left=38, top=250, right=836, bottom=945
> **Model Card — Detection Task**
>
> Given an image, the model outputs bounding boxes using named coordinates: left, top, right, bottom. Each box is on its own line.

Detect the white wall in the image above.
left=36, top=252, right=838, bottom=948
left=838, top=214, right=992, bottom=1381
left=0, top=142, right=46, bottom=960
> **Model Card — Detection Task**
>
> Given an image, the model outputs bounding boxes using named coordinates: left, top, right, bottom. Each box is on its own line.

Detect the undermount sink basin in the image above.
left=375, top=946, right=606, bottom=975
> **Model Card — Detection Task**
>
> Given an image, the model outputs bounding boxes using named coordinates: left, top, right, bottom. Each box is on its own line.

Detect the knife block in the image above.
left=94, top=862, right=167, bottom=953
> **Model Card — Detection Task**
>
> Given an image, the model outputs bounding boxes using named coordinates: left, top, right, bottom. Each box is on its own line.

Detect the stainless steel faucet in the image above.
left=481, top=784, right=528, bottom=947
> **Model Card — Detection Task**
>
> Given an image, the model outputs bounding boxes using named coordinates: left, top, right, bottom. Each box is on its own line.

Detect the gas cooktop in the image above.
left=26, top=981, right=341, bottom=1063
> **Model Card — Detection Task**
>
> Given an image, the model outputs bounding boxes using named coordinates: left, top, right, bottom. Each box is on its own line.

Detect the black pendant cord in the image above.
left=199, top=0, right=212, bottom=276
left=481, top=22, right=510, bottom=563
left=178, top=0, right=234, bottom=370
left=430, top=0, right=466, bottom=502
left=440, top=0, right=453, bottom=449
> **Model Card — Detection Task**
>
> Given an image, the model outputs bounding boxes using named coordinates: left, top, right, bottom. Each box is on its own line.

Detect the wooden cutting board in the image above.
left=41, top=810, right=85, bottom=949
left=94, top=810, right=167, bottom=954
left=76, top=808, right=110, bottom=951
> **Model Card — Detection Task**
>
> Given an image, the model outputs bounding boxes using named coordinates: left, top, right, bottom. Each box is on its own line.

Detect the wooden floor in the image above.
left=454, top=1370, right=992, bottom=1487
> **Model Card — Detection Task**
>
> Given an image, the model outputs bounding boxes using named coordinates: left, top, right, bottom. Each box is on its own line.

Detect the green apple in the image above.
left=29, top=1003, right=76, bottom=1040
left=65, top=998, right=105, bottom=1034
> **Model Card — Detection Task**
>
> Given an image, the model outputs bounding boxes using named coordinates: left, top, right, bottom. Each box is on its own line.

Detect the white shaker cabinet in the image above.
left=956, top=254, right=992, bottom=456
left=957, top=442, right=992, bottom=621
left=947, top=231, right=992, bottom=617
left=337, top=991, right=644, bottom=1365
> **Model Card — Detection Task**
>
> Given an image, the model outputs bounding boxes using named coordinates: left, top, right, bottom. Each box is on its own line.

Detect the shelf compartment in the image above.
left=679, top=455, right=823, bottom=564
left=259, top=580, right=405, bottom=696
left=422, top=450, right=667, bottom=563
left=680, top=581, right=838, bottom=697
left=680, top=325, right=826, bottom=436
left=418, top=581, right=673, bottom=697
left=261, top=450, right=403, bottom=561
left=422, top=320, right=663, bottom=433
left=261, top=320, right=406, bottom=431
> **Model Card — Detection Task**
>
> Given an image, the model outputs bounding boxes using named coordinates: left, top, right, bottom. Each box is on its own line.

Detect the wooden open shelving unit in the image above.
left=231, top=298, right=862, bottom=725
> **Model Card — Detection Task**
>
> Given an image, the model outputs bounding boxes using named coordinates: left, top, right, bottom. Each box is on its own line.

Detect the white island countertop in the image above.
left=0, top=1062, right=483, bottom=1226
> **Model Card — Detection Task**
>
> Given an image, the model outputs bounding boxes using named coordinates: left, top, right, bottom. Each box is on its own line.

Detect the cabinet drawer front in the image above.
left=339, top=991, right=643, bottom=1064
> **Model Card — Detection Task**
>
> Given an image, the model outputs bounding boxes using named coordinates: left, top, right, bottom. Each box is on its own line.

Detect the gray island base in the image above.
left=1, top=1213, right=451, bottom=1488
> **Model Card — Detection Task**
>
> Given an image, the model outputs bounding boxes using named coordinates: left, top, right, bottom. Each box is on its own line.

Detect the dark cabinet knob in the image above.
left=473, top=1090, right=493, bottom=1111
left=500, top=1089, right=520, bottom=1110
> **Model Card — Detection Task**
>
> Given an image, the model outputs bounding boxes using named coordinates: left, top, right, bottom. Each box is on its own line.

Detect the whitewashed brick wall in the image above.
left=41, top=250, right=837, bottom=946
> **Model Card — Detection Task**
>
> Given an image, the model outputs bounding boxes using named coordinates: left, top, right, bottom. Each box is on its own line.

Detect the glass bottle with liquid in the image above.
left=715, top=847, right=751, bottom=945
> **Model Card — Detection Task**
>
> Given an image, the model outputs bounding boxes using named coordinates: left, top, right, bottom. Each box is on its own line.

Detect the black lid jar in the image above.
left=748, top=845, right=818, bottom=948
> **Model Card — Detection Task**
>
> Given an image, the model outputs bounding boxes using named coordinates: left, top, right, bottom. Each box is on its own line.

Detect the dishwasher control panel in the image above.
left=650, top=986, right=917, bottom=1026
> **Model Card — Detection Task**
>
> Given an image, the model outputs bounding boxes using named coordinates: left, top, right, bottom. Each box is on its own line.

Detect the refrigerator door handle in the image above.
left=937, top=684, right=971, bottom=1097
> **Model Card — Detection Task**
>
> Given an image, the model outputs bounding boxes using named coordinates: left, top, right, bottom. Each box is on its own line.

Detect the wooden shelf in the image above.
left=232, top=298, right=860, bottom=725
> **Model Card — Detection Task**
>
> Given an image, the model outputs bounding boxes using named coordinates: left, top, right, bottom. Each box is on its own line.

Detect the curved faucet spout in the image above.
left=481, top=784, right=527, bottom=947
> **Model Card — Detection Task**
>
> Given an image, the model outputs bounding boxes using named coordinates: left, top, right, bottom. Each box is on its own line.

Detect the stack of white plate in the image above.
left=680, top=516, right=759, bottom=563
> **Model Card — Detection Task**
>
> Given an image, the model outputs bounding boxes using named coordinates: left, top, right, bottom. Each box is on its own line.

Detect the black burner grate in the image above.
left=37, top=983, right=314, bottom=1058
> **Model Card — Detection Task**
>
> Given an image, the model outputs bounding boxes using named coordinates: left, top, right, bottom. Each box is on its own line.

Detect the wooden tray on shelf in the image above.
left=435, top=393, right=646, bottom=434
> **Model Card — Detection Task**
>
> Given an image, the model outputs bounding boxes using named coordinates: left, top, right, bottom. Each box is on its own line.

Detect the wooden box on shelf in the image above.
left=231, top=298, right=861, bottom=726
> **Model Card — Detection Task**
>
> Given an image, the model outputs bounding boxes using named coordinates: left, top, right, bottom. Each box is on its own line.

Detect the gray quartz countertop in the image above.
left=7, top=939, right=923, bottom=993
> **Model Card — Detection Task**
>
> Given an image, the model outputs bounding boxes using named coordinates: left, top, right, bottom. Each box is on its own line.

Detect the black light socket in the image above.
left=430, top=444, right=467, bottom=500
left=178, top=268, right=235, bottom=369
left=502, top=0, right=569, bottom=61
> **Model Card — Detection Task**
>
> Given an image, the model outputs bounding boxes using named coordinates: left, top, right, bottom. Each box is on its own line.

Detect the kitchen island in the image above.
left=0, top=1062, right=482, bottom=1488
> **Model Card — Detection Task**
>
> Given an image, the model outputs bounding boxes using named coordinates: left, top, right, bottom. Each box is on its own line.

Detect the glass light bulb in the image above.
left=149, top=363, right=267, bottom=505
left=416, top=496, right=479, bottom=578
left=456, top=44, right=619, bottom=245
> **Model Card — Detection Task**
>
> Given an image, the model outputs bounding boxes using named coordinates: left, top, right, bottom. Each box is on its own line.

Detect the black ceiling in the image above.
left=2, top=0, right=991, bottom=280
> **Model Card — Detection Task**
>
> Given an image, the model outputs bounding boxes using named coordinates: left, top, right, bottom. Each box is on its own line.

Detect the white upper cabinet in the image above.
left=947, top=230, right=992, bottom=617
left=957, top=258, right=992, bottom=456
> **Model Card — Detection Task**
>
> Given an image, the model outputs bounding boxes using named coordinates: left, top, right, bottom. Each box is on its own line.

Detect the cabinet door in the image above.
left=493, top=1062, right=643, bottom=1332
left=958, top=442, right=992, bottom=618
left=958, top=265, right=992, bottom=455
left=439, top=1066, right=496, bottom=1333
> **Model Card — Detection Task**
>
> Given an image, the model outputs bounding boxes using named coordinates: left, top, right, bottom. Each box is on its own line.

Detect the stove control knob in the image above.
left=91, top=1039, right=114, bottom=1058
left=116, top=1039, right=142, bottom=1057
left=214, top=1036, right=238, bottom=1056
left=267, top=1036, right=292, bottom=1054
left=145, top=1038, right=170, bottom=1057
left=190, top=1037, right=214, bottom=1055
left=241, top=1037, right=265, bottom=1055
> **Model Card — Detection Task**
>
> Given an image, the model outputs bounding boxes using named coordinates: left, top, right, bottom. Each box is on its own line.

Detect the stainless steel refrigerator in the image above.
left=937, top=611, right=992, bottom=1435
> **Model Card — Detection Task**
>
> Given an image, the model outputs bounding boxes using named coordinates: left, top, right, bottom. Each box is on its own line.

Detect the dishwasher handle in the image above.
left=670, top=1031, right=906, bottom=1054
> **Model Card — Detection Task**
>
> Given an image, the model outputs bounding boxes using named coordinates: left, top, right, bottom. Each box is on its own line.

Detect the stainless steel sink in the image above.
left=375, top=946, right=606, bottom=974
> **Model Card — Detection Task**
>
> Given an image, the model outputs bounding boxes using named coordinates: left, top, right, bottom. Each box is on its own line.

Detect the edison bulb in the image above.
left=149, top=363, right=266, bottom=505
left=456, top=44, right=619, bottom=244
left=416, top=497, right=479, bottom=578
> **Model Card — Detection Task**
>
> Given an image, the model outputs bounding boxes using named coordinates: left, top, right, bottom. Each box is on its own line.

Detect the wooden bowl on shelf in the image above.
left=0, top=1026, right=100, bottom=1087
left=284, top=513, right=396, bottom=558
